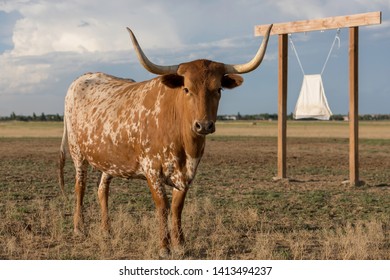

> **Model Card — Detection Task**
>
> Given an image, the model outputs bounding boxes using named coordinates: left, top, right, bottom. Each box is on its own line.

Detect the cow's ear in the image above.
left=161, top=74, right=184, bottom=88
left=221, top=74, right=244, bottom=89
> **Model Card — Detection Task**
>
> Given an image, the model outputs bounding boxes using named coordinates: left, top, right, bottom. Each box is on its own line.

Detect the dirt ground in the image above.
left=0, top=124, right=390, bottom=259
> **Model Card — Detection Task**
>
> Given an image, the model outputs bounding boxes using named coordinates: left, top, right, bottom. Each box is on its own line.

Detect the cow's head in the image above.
left=127, top=25, right=272, bottom=136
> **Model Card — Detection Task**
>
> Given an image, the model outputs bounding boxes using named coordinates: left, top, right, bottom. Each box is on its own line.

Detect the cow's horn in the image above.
left=127, top=28, right=179, bottom=75
left=224, top=24, right=273, bottom=74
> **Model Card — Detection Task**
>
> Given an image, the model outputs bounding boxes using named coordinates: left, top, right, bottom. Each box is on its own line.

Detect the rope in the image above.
left=289, top=34, right=305, bottom=76
left=321, top=28, right=341, bottom=75
left=288, top=29, right=341, bottom=76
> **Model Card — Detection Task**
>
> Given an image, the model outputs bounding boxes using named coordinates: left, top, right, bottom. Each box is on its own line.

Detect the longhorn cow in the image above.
left=58, top=25, right=272, bottom=257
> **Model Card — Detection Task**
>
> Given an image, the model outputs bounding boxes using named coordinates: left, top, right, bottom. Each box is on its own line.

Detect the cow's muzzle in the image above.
left=193, top=120, right=215, bottom=135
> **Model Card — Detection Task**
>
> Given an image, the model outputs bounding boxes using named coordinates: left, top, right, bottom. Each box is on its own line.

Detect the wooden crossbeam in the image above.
left=255, top=11, right=381, bottom=36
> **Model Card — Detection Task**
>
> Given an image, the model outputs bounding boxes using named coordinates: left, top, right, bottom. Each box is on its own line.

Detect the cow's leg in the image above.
left=73, top=161, right=88, bottom=235
left=147, top=178, right=170, bottom=258
left=97, top=172, right=112, bottom=233
left=171, top=188, right=188, bottom=252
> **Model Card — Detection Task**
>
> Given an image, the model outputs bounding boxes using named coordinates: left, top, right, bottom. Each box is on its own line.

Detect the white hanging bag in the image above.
left=289, top=29, right=340, bottom=120
left=294, top=74, right=332, bottom=120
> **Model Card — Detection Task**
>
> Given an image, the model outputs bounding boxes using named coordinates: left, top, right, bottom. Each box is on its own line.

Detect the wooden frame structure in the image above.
left=255, top=12, right=382, bottom=186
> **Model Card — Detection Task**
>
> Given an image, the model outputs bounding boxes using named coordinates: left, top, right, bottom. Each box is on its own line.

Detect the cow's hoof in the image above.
left=73, top=228, right=85, bottom=237
left=172, top=245, right=186, bottom=259
left=100, top=228, right=111, bottom=239
left=158, top=248, right=170, bottom=259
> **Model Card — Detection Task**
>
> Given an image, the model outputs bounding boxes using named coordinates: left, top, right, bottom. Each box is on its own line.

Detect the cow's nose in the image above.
left=193, top=120, right=215, bottom=135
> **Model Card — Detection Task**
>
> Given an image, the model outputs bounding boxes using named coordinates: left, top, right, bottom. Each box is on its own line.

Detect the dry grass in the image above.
left=1, top=194, right=389, bottom=260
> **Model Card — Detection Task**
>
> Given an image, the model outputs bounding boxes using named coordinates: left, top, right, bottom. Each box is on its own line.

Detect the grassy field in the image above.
left=0, top=121, right=390, bottom=259
left=1, top=120, right=390, bottom=139
left=216, top=120, right=390, bottom=139
left=0, top=121, right=64, bottom=138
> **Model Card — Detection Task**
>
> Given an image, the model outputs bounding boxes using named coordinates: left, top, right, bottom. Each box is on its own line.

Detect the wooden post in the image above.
left=277, top=34, right=288, bottom=179
left=255, top=12, right=381, bottom=185
left=349, top=27, right=360, bottom=186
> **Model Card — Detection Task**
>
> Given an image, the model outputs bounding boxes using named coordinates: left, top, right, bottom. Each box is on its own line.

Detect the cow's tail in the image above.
left=58, top=117, right=68, bottom=199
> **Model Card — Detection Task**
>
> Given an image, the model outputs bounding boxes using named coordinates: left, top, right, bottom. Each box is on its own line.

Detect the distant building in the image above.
left=221, top=115, right=237, bottom=121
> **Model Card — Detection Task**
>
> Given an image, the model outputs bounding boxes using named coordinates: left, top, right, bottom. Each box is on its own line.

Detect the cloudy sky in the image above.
left=0, top=0, right=389, bottom=116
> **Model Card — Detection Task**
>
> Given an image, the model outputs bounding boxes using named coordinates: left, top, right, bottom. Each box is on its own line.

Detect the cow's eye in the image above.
left=183, top=88, right=189, bottom=94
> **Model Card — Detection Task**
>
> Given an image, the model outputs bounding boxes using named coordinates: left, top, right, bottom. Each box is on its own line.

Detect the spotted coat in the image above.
left=65, top=72, right=206, bottom=192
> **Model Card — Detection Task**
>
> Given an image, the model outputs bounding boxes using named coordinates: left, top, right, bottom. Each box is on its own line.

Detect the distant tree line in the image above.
left=0, top=112, right=63, bottom=122
left=218, top=113, right=390, bottom=121
left=1, top=112, right=390, bottom=122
